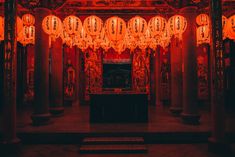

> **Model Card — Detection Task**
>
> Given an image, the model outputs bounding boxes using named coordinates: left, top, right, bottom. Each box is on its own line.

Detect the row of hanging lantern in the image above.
left=41, top=14, right=187, bottom=54
left=18, top=14, right=35, bottom=46
left=0, top=15, right=24, bottom=42
left=0, top=14, right=35, bottom=46
left=1, top=13, right=235, bottom=51
left=196, top=13, right=235, bottom=46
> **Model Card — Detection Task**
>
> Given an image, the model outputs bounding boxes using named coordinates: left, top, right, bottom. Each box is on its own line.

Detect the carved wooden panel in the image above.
left=132, top=48, right=150, bottom=93
left=84, top=48, right=102, bottom=100
left=197, top=44, right=209, bottom=100
left=160, top=47, right=170, bottom=100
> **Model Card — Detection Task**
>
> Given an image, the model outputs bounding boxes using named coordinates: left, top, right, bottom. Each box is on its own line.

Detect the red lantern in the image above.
left=222, top=15, right=228, bottom=40
left=18, top=26, right=35, bottom=46
left=83, top=15, right=103, bottom=39
left=128, top=16, right=148, bottom=39
left=196, top=14, right=209, bottom=26
left=148, top=16, right=167, bottom=37
left=226, top=15, right=235, bottom=40
left=42, top=15, right=62, bottom=42
left=0, top=16, right=3, bottom=41
left=168, top=15, right=187, bottom=40
left=105, top=16, right=127, bottom=44
left=0, top=16, right=24, bottom=41
left=196, top=25, right=210, bottom=46
left=63, top=15, right=82, bottom=37
left=22, top=13, right=35, bottom=26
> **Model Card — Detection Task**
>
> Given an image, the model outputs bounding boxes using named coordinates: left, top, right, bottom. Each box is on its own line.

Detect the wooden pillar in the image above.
left=170, top=37, right=183, bottom=116
left=208, top=0, right=229, bottom=152
left=77, top=48, right=86, bottom=105
left=0, top=0, right=20, bottom=147
left=49, top=38, right=64, bottom=115
left=155, top=46, right=161, bottom=106
left=150, top=49, right=156, bottom=106
left=31, top=8, right=51, bottom=125
left=181, top=6, right=200, bottom=124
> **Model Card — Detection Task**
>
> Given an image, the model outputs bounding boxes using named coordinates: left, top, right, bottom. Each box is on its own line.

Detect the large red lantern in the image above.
left=196, top=14, right=209, bottom=26
left=18, top=25, right=35, bottom=46
left=148, top=16, right=167, bottom=37
left=222, top=15, right=228, bottom=40
left=63, top=15, right=82, bottom=37
left=83, top=15, right=103, bottom=39
left=105, top=16, right=127, bottom=44
left=196, top=25, right=210, bottom=46
left=0, top=16, right=24, bottom=41
left=168, top=15, right=187, bottom=40
left=160, top=24, right=172, bottom=49
left=42, top=15, right=62, bottom=43
left=22, top=13, right=35, bottom=26
left=128, top=16, right=148, bottom=39
left=60, top=29, right=73, bottom=47
left=226, top=15, right=235, bottom=40
left=0, top=16, right=3, bottom=41
left=74, top=27, right=92, bottom=51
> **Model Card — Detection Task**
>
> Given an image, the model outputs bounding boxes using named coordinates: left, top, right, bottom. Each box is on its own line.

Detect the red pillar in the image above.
left=155, top=46, right=161, bottom=106
left=208, top=0, right=229, bottom=152
left=170, top=37, right=183, bottom=116
left=0, top=0, right=20, bottom=148
left=181, top=6, right=200, bottom=124
left=150, top=49, right=156, bottom=106
left=77, top=48, right=86, bottom=105
left=50, top=38, right=64, bottom=115
left=31, top=8, right=51, bottom=125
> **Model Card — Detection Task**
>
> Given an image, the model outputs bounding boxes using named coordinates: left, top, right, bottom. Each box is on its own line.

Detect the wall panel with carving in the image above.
left=63, top=46, right=77, bottom=101
left=132, top=48, right=150, bottom=93
left=196, top=44, right=209, bottom=100
left=24, top=45, right=34, bottom=103
left=160, top=47, right=171, bottom=101
left=84, top=48, right=103, bottom=100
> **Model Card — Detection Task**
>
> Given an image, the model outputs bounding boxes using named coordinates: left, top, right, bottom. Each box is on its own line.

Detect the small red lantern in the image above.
left=22, top=13, right=35, bottom=26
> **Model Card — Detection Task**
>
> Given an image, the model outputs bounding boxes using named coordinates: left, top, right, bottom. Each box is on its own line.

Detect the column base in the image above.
left=0, top=138, right=21, bottom=154
left=31, top=113, right=51, bottom=126
left=181, top=113, right=200, bottom=125
left=208, top=137, right=230, bottom=153
left=50, top=106, right=64, bottom=116
left=170, top=107, right=182, bottom=116
left=64, top=100, right=73, bottom=107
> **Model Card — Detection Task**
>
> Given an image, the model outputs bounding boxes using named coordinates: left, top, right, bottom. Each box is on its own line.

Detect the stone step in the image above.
left=82, top=137, right=144, bottom=144
left=79, top=144, right=147, bottom=154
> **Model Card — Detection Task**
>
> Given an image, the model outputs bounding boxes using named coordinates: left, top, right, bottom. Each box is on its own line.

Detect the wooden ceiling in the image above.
left=0, top=0, right=234, bottom=16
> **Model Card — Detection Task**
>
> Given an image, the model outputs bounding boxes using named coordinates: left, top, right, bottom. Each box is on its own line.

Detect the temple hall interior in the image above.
left=0, top=0, right=235, bottom=156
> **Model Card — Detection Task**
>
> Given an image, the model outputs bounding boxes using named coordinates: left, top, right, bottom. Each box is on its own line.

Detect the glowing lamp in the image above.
left=148, top=16, right=167, bottom=37
left=105, top=16, right=127, bottom=44
left=18, top=25, right=35, bottom=46
left=74, top=27, right=92, bottom=51
left=196, top=25, right=210, bottom=46
left=0, top=16, right=3, bottom=41
left=101, top=35, right=111, bottom=51
left=83, top=15, right=103, bottom=39
left=222, top=15, right=228, bottom=40
left=60, top=29, right=73, bottom=47
left=160, top=24, right=172, bottom=49
left=226, top=15, right=235, bottom=40
left=42, top=15, right=62, bottom=43
left=168, top=15, right=187, bottom=40
left=128, top=16, right=148, bottom=39
left=196, top=14, right=209, bottom=26
left=63, top=15, right=82, bottom=37
left=0, top=16, right=23, bottom=41
left=22, top=13, right=35, bottom=26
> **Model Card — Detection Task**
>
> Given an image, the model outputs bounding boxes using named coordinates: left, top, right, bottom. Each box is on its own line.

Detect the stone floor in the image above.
left=2, top=144, right=235, bottom=157
left=16, top=102, right=235, bottom=134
